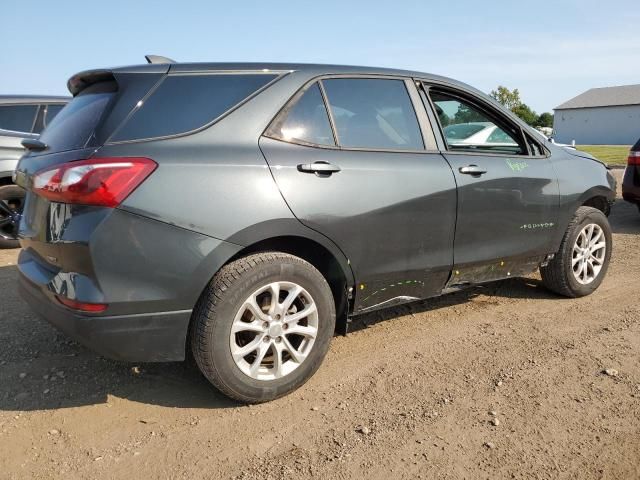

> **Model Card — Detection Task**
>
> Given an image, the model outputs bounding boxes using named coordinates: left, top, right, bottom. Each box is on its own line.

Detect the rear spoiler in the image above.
left=67, top=56, right=176, bottom=95
left=67, top=69, right=115, bottom=96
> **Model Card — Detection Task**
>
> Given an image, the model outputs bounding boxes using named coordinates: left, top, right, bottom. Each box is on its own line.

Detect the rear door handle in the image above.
left=459, top=165, right=487, bottom=176
left=297, top=161, right=341, bottom=174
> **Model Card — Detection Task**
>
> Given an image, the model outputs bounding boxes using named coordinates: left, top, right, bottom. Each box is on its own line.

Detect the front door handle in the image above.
left=459, top=165, right=487, bottom=176
left=298, top=161, right=341, bottom=175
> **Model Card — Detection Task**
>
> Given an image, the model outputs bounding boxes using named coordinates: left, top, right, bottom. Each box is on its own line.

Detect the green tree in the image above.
left=453, top=104, right=486, bottom=124
left=490, top=85, right=543, bottom=126
left=536, top=112, right=554, bottom=128
left=490, top=86, right=521, bottom=111
left=512, top=103, right=538, bottom=126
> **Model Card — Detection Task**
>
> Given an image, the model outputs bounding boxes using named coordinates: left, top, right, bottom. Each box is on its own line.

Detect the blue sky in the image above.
left=2, top=0, right=639, bottom=113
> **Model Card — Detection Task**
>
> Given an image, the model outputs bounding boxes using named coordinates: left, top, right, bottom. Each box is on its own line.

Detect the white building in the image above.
left=553, top=84, right=640, bottom=145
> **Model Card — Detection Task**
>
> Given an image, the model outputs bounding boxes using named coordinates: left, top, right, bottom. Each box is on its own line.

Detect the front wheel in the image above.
left=540, top=206, right=612, bottom=297
left=0, top=184, right=25, bottom=249
left=191, top=252, right=336, bottom=403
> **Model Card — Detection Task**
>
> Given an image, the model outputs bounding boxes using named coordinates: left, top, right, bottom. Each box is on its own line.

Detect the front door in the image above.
left=426, top=87, right=560, bottom=284
left=260, top=77, right=457, bottom=312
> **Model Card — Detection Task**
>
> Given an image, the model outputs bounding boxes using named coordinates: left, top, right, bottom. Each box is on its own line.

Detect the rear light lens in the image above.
left=56, top=295, right=108, bottom=313
left=33, top=157, right=157, bottom=207
left=628, top=151, right=640, bottom=166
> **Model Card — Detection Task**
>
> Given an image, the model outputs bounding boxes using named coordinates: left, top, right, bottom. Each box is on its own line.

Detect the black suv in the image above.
left=622, top=138, right=640, bottom=213
left=15, top=59, right=616, bottom=403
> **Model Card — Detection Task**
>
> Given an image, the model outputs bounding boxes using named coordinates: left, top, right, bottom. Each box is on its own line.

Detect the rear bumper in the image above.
left=19, top=273, right=191, bottom=362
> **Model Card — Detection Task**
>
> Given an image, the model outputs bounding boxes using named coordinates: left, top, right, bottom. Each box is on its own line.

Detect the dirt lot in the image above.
left=1, top=170, right=639, bottom=480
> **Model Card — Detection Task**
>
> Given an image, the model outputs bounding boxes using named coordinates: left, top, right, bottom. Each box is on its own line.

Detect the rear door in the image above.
left=423, top=85, right=560, bottom=284
left=260, top=76, right=457, bottom=312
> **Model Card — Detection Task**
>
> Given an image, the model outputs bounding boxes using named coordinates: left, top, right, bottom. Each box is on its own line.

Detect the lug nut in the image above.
left=282, top=324, right=289, bottom=331
left=275, top=314, right=281, bottom=320
left=263, top=321, right=270, bottom=329
left=275, top=337, right=282, bottom=343
left=263, top=336, right=270, bottom=343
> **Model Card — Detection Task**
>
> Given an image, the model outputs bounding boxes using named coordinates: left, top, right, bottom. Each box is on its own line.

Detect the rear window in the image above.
left=111, top=73, right=277, bottom=142
left=39, top=82, right=116, bottom=152
left=0, top=104, right=38, bottom=133
left=633, top=138, right=640, bottom=151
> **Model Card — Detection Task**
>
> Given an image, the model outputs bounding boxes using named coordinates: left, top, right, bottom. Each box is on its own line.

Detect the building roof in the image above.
left=555, top=84, right=640, bottom=110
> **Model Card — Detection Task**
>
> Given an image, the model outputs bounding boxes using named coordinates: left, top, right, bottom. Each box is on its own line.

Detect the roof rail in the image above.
left=145, top=55, right=176, bottom=65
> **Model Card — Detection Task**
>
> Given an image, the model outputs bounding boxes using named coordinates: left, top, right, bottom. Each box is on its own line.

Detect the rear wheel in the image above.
left=540, top=206, right=612, bottom=297
left=191, top=252, right=335, bottom=403
left=0, top=185, right=25, bottom=249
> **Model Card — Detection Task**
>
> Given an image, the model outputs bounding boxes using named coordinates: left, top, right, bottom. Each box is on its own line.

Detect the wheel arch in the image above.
left=188, top=220, right=356, bottom=349
left=226, top=234, right=353, bottom=335
left=581, top=193, right=611, bottom=216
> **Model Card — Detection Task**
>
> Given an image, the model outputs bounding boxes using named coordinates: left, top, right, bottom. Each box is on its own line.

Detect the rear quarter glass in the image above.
left=633, top=138, right=640, bottom=151
left=110, top=73, right=278, bottom=142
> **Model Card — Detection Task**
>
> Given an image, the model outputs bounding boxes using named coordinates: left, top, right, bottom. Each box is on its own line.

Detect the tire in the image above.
left=0, top=184, right=25, bottom=249
left=540, top=206, right=612, bottom=297
left=191, top=252, right=336, bottom=403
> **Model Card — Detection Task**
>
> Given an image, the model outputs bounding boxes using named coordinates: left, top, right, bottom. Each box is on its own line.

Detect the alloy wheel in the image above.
left=572, top=223, right=606, bottom=285
left=229, top=281, right=319, bottom=381
left=0, top=196, right=23, bottom=241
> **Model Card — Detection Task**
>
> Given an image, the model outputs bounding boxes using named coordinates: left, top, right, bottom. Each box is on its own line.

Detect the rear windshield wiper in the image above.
left=21, top=139, right=48, bottom=152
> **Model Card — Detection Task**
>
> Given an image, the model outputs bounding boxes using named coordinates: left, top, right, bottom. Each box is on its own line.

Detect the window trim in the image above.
left=421, top=82, right=550, bottom=159
left=317, top=81, right=340, bottom=146
left=405, top=79, right=438, bottom=151
left=33, top=105, right=45, bottom=133
left=263, top=73, right=438, bottom=154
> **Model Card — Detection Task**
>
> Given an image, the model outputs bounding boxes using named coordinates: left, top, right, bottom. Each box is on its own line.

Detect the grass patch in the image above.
left=576, top=145, right=630, bottom=166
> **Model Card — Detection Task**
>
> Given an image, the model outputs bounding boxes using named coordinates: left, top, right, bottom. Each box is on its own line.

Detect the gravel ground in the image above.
left=1, top=170, right=638, bottom=479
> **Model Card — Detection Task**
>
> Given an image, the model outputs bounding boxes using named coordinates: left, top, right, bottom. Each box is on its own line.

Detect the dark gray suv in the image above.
left=15, top=59, right=616, bottom=403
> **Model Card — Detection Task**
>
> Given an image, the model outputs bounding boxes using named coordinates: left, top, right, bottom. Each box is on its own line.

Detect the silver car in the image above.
left=0, top=95, right=68, bottom=247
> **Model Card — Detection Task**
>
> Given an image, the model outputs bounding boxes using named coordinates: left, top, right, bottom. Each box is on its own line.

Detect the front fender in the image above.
left=550, top=153, right=616, bottom=250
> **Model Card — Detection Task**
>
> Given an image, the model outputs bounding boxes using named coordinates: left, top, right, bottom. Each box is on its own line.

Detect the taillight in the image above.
left=56, top=295, right=108, bottom=313
left=32, top=157, right=157, bottom=207
left=628, top=151, right=640, bottom=166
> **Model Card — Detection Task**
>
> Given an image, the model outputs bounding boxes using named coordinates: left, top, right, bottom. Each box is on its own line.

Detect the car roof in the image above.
left=70, top=61, right=492, bottom=103
left=168, top=61, right=444, bottom=77
left=108, top=61, right=476, bottom=89
left=0, top=95, right=70, bottom=104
